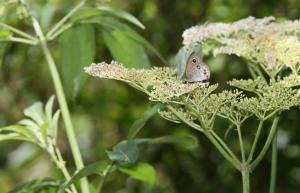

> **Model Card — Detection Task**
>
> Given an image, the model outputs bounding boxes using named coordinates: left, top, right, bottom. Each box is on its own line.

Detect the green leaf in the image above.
left=59, top=161, right=109, bottom=193
left=81, top=16, right=167, bottom=65
left=102, top=28, right=150, bottom=68
left=0, top=97, right=61, bottom=147
left=106, top=140, right=139, bottom=166
left=119, top=162, right=156, bottom=186
left=0, top=133, right=28, bottom=142
left=128, top=103, right=164, bottom=139
left=45, top=95, right=60, bottom=141
left=97, top=6, right=145, bottom=29
left=8, top=178, right=60, bottom=193
left=71, top=6, right=145, bottom=29
left=59, top=24, right=95, bottom=99
left=24, top=102, right=44, bottom=126
left=0, top=125, right=38, bottom=143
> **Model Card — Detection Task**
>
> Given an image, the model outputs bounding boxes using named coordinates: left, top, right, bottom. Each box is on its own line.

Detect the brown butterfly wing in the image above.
left=184, top=52, right=210, bottom=83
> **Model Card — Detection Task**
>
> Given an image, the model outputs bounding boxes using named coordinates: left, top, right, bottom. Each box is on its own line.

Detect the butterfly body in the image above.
left=183, top=52, right=210, bottom=86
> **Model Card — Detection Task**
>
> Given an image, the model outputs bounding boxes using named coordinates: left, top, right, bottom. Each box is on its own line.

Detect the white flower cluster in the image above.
left=182, top=16, right=300, bottom=77
left=182, top=16, right=275, bottom=46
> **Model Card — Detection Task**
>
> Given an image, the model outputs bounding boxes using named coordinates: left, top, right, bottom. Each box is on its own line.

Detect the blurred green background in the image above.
left=1, top=0, right=300, bottom=193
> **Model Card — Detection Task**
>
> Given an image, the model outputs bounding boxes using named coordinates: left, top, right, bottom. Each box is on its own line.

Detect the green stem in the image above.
left=18, top=1, right=89, bottom=192
left=211, top=131, right=241, bottom=165
left=40, top=30, right=90, bottom=193
left=97, top=162, right=115, bottom=193
left=247, top=120, right=264, bottom=162
left=269, top=131, right=278, bottom=193
left=167, top=106, right=240, bottom=170
left=241, top=167, right=250, bottom=193
left=236, top=124, right=246, bottom=162
left=47, top=23, right=73, bottom=41
left=205, top=131, right=241, bottom=170
left=7, top=36, right=38, bottom=45
left=0, top=22, right=37, bottom=41
left=51, top=146, right=78, bottom=193
left=167, top=106, right=203, bottom=132
left=250, top=116, right=279, bottom=171
left=46, top=0, right=86, bottom=39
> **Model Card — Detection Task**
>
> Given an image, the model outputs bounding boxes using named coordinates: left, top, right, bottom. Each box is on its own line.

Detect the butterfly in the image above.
left=183, top=52, right=210, bottom=87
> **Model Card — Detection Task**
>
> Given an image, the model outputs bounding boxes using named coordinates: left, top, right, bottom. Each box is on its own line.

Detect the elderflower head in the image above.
left=182, top=16, right=300, bottom=77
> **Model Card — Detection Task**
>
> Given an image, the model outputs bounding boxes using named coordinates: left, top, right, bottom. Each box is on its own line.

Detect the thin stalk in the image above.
left=167, top=106, right=240, bottom=170
left=237, top=124, right=246, bottom=162
left=7, top=37, right=38, bottom=45
left=250, top=116, right=279, bottom=171
left=97, top=162, right=115, bottom=193
left=205, top=131, right=241, bottom=170
left=269, top=131, right=278, bottom=193
left=247, top=120, right=264, bottom=162
left=39, top=30, right=90, bottom=193
left=46, top=0, right=86, bottom=39
left=241, top=168, right=250, bottom=193
left=211, top=131, right=241, bottom=165
left=18, top=1, right=89, bottom=192
left=0, top=22, right=37, bottom=41
left=47, top=23, right=73, bottom=41
left=48, top=146, right=78, bottom=193
left=167, top=106, right=203, bottom=132
left=247, top=66, right=258, bottom=79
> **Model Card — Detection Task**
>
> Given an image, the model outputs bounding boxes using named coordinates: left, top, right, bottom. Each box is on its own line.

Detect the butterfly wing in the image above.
left=184, top=52, right=210, bottom=83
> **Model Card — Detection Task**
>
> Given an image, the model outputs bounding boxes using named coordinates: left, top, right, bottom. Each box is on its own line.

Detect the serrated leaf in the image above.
left=102, top=29, right=150, bottom=68
left=119, top=162, right=156, bottom=186
left=106, top=140, right=139, bottom=166
left=128, top=103, right=164, bottom=139
left=8, top=178, right=60, bottom=193
left=59, top=161, right=109, bottom=193
left=59, top=24, right=95, bottom=99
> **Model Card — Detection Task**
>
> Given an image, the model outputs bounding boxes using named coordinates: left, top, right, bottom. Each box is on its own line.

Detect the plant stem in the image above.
left=0, top=22, right=37, bottom=41
left=97, top=162, right=115, bottom=193
left=167, top=106, right=204, bottom=132
left=236, top=124, right=246, bottom=162
left=250, top=116, right=279, bottom=170
left=7, top=37, right=38, bottom=45
left=39, top=28, right=90, bottom=193
left=205, top=131, right=241, bottom=170
left=167, top=106, right=240, bottom=170
left=248, top=120, right=264, bottom=162
left=46, top=0, right=86, bottom=39
left=49, top=146, right=78, bottom=193
left=241, top=166, right=250, bottom=193
left=18, top=1, right=90, bottom=192
left=211, top=130, right=241, bottom=165
left=47, top=23, right=73, bottom=41
left=269, top=131, right=278, bottom=193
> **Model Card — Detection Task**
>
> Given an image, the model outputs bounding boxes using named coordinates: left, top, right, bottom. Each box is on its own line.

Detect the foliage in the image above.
left=1, top=0, right=300, bottom=193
